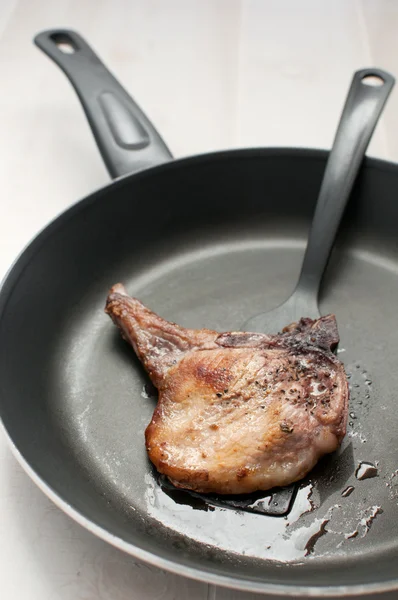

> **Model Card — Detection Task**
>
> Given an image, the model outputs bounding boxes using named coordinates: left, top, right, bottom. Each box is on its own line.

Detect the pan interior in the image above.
left=1, top=152, right=398, bottom=593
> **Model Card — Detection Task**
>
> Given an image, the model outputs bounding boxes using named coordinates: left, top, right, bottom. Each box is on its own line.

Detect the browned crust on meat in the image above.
left=106, top=284, right=349, bottom=495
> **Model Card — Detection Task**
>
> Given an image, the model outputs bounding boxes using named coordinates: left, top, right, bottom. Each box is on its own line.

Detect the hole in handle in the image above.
left=361, top=74, right=385, bottom=87
left=50, top=33, right=78, bottom=54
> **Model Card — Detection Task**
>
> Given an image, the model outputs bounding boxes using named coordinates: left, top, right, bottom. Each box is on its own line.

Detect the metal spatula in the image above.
left=243, top=68, right=394, bottom=336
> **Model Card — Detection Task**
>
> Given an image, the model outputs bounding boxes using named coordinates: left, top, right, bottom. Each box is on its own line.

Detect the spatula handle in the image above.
left=295, top=68, right=395, bottom=297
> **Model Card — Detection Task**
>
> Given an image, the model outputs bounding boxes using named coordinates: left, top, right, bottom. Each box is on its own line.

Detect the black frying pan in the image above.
left=1, top=29, right=398, bottom=597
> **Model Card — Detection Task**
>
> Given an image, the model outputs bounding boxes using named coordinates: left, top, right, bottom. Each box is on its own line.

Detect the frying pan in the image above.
left=1, top=29, right=398, bottom=597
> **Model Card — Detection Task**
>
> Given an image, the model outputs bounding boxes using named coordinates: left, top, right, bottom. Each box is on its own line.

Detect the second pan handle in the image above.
left=35, top=29, right=173, bottom=179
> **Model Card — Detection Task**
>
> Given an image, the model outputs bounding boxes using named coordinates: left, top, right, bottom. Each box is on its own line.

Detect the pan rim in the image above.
left=1, top=146, right=398, bottom=596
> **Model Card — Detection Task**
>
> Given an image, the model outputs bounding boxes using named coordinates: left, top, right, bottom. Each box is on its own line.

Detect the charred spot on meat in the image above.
left=105, top=283, right=349, bottom=495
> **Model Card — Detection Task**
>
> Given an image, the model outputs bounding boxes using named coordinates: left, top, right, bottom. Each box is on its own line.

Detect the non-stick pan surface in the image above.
left=1, top=31, right=398, bottom=597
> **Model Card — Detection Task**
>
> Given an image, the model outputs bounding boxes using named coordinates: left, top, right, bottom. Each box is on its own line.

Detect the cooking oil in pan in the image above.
left=141, top=358, right=386, bottom=559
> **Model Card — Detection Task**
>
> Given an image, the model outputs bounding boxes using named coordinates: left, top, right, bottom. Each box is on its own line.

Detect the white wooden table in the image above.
left=1, top=1, right=398, bottom=598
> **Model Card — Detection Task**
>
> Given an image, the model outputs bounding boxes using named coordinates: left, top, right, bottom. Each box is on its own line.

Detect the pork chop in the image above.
left=105, top=284, right=349, bottom=495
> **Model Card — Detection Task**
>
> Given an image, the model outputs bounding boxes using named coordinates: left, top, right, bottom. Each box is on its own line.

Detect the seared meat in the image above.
left=105, top=284, right=349, bottom=495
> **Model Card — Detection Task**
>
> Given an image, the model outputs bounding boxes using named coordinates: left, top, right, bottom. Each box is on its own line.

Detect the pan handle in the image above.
left=34, top=29, right=173, bottom=179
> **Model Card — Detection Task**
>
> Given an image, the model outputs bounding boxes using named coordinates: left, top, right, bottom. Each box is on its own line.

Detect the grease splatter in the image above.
left=304, top=520, right=329, bottom=555
left=336, top=505, right=383, bottom=547
left=345, top=506, right=383, bottom=540
left=355, top=462, right=378, bottom=480
left=341, top=486, right=355, bottom=497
